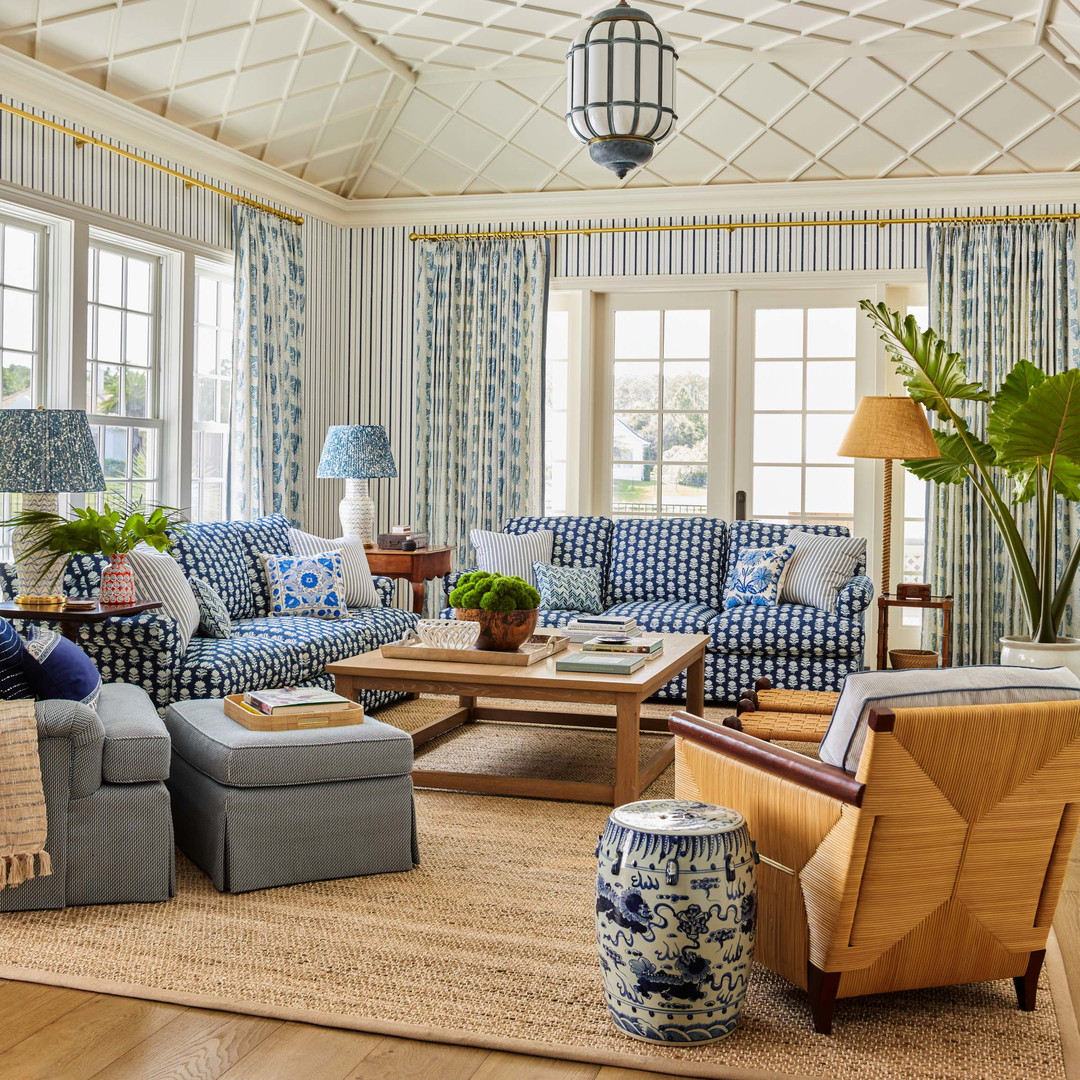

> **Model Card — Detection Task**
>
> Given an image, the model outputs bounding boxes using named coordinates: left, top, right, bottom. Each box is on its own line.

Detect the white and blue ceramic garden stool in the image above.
left=595, top=799, right=758, bottom=1044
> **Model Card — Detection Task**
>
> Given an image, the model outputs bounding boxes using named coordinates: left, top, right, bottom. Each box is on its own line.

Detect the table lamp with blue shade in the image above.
left=316, top=425, right=397, bottom=547
left=0, top=408, right=106, bottom=605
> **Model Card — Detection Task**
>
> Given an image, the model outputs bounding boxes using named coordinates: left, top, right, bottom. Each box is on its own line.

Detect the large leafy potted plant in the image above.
left=448, top=571, right=541, bottom=651
left=2, top=499, right=187, bottom=605
left=861, top=300, right=1080, bottom=671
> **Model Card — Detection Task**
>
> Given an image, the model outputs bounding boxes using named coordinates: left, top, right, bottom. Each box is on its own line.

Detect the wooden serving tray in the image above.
left=380, top=633, right=569, bottom=667
left=223, top=694, right=365, bottom=731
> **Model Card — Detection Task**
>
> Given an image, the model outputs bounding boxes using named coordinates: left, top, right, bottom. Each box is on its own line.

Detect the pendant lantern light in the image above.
left=566, top=0, right=678, bottom=179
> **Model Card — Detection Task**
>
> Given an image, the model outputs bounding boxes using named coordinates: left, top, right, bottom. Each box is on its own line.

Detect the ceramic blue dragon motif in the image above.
left=595, top=799, right=757, bottom=1044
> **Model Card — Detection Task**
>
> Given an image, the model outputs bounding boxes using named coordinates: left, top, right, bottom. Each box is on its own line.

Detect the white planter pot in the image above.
left=1000, top=636, right=1080, bottom=679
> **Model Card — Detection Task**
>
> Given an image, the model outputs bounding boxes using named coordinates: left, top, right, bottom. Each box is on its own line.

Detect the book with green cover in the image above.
left=555, top=652, right=646, bottom=675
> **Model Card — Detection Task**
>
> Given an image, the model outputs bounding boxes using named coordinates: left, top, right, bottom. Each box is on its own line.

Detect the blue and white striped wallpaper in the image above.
left=2, top=94, right=1075, bottom=539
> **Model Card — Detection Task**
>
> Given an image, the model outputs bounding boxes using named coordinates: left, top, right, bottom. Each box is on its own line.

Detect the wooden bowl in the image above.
left=455, top=608, right=539, bottom=651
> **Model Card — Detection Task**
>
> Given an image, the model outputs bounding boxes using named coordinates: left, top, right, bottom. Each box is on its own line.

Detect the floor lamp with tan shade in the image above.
left=838, top=396, right=940, bottom=592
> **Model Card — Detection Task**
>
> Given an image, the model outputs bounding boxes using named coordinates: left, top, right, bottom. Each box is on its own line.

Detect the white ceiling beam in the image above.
left=414, top=27, right=1041, bottom=86
left=291, top=0, right=416, bottom=85
left=1034, top=0, right=1058, bottom=45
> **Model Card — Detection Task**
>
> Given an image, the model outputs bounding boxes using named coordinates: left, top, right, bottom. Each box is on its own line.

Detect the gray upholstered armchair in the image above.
left=0, top=683, right=175, bottom=912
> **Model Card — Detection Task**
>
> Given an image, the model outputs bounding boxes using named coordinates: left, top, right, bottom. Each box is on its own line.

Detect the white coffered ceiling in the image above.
left=3, top=0, right=1080, bottom=202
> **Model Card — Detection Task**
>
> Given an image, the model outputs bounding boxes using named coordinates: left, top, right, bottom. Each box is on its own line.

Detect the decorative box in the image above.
left=896, top=583, right=932, bottom=601
left=377, top=532, right=428, bottom=550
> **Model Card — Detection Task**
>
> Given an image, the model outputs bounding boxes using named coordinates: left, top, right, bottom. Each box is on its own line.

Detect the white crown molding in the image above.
left=342, top=171, right=1080, bottom=227
left=3, top=44, right=1078, bottom=234
left=0, top=46, right=353, bottom=225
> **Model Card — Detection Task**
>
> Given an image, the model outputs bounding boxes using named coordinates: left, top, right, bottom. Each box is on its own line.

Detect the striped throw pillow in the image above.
left=289, top=529, right=379, bottom=609
left=779, top=530, right=866, bottom=613
left=128, top=546, right=201, bottom=650
left=0, top=619, right=31, bottom=700
left=471, top=529, right=554, bottom=588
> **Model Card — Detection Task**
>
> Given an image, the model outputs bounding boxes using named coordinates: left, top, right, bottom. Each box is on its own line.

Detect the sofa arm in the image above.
left=837, top=574, right=874, bottom=619
left=373, top=576, right=395, bottom=607
left=75, top=612, right=184, bottom=711
left=35, top=698, right=106, bottom=799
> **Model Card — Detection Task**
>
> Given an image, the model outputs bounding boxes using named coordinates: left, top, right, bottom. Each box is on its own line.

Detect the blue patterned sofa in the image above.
left=443, top=516, right=873, bottom=704
left=0, top=514, right=417, bottom=713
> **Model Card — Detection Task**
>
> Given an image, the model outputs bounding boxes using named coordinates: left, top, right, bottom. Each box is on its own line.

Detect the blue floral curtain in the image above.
left=926, top=222, right=1080, bottom=663
left=413, top=237, right=549, bottom=566
left=230, top=206, right=305, bottom=522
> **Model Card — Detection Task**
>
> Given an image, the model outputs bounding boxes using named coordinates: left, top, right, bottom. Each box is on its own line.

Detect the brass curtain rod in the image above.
left=409, top=210, right=1080, bottom=242
left=0, top=102, right=304, bottom=226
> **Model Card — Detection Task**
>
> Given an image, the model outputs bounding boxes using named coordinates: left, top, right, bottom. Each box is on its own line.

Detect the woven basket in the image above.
left=889, top=648, right=939, bottom=670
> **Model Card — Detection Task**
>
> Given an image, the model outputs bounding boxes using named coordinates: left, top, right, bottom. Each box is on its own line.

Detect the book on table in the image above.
left=582, top=635, right=664, bottom=655
left=564, top=620, right=639, bottom=641
left=556, top=652, right=646, bottom=675
left=244, top=687, right=353, bottom=715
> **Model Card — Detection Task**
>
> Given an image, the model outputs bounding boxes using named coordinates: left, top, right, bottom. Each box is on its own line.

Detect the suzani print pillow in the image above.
left=722, top=544, right=795, bottom=610
left=260, top=552, right=347, bottom=619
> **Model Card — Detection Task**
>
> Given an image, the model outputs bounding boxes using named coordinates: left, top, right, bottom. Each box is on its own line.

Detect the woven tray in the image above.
left=380, top=633, right=569, bottom=667
left=223, top=694, right=365, bottom=731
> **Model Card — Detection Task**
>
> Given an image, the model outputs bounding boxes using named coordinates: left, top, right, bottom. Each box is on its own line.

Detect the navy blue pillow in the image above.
left=22, top=630, right=101, bottom=709
left=0, top=618, right=32, bottom=700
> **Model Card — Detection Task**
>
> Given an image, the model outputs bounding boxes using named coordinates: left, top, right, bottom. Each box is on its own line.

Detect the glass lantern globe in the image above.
left=565, top=1, right=678, bottom=179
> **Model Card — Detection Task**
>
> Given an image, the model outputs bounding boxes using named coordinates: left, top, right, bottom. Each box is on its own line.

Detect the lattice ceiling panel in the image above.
left=2, top=0, right=1080, bottom=199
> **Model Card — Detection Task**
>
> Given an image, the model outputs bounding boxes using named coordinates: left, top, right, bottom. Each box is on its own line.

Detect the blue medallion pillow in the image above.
left=189, top=576, right=233, bottom=639
left=533, top=563, right=604, bottom=614
left=260, top=552, right=347, bottom=619
left=22, top=629, right=102, bottom=709
left=723, top=544, right=795, bottom=610
left=0, top=618, right=32, bottom=700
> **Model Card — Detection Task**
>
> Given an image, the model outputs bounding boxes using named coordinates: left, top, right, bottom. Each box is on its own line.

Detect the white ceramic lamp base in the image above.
left=339, top=478, right=376, bottom=547
left=13, top=491, right=65, bottom=605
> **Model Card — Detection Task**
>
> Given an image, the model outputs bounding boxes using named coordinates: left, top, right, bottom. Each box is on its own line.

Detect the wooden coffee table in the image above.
left=327, top=632, right=709, bottom=807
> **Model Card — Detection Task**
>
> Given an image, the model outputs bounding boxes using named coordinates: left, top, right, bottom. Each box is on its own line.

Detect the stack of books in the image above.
left=582, top=634, right=664, bottom=658
left=240, top=687, right=356, bottom=717
left=556, top=652, right=647, bottom=675
left=564, top=614, right=640, bottom=642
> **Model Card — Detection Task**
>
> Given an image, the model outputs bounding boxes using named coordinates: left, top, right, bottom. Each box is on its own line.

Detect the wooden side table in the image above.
left=0, top=600, right=163, bottom=641
left=364, top=546, right=453, bottom=615
left=875, top=593, right=953, bottom=669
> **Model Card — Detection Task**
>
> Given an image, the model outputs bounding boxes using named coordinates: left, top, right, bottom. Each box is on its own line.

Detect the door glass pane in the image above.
left=754, top=308, right=802, bottom=358
left=754, top=361, right=802, bottom=410
left=612, top=468, right=656, bottom=514
left=125, top=258, right=153, bottom=312
left=805, top=361, right=855, bottom=410
left=613, top=413, right=657, bottom=460
left=2, top=290, right=34, bottom=351
left=662, top=413, right=707, bottom=461
left=805, top=413, right=852, bottom=463
left=614, top=310, right=660, bottom=358
left=805, top=467, right=854, bottom=516
left=663, top=309, right=709, bottom=358
left=806, top=307, right=856, bottom=357
left=663, top=361, right=708, bottom=410
left=662, top=464, right=708, bottom=513
left=97, top=250, right=123, bottom=307
left=753, top=466, right=802, bottom=517
left=754, top=414, right=802, bottom=464
left=614, top=361, right=658, bottom=410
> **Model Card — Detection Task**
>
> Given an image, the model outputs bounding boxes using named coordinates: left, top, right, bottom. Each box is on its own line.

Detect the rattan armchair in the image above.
left=669, top=699, right=1080, bottom=1033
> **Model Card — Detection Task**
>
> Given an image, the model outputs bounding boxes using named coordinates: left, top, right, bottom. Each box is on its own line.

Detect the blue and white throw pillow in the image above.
left=722, top=544, right=795, bottom=610
left=128, top=545, right=201, bottom=650
left=189, top=576, right=233, bottom=639
left=779, top=530, right=867, bottom=613
left=0, top=618, right=31, bottom=700
left=533, top=563, right=604, bottom=614
left=471, top=529, right=554, bottom=588
left=23, top=629, right=102, bottom=709
left=288, top=528, right=379, bottom=609
left=261, top=552, right=347, bottom=619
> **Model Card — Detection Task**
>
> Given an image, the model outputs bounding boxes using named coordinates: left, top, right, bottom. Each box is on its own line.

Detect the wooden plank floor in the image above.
left=2, top=847, right=1079, bottom=1080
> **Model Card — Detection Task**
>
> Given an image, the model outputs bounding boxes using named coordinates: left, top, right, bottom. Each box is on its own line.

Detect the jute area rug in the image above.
left=0, top=695, right=1077, bottom=1080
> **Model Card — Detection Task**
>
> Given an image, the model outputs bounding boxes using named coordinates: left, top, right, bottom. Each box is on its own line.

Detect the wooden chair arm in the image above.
left=668, top=711, right=865, bottom=807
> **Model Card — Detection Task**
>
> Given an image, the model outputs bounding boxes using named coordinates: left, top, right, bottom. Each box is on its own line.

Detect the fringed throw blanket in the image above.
left=0, top=699, right=50, bottom=889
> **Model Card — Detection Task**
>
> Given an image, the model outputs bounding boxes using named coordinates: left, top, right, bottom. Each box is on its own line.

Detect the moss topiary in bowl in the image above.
left=448, top=571, right=542, bottom=651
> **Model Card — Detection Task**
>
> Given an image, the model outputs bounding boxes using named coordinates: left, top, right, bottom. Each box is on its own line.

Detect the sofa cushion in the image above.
left=505, top=516, right=613, bottom=573
left=289, top=529, right=380, bottom=609
left=608, top=517, right=727, bottom=607
left=723, top=544, right=795, bottom=610
left=190, top=576, right=233, bottom=639
left=224, top=514, right=294, bottom=616
left=0, top=617, right=32, bottom=699
left=24, top=630, right=102, bottom=709
left=708, top=604, right=863, bottom=659
left=171, top=523, right=258, bottom=620
left=820, top=665, right=1080, bottom=772
left=605, top=600, right=718, bottom=634
left=724, top=522, right=859, bottom=593
left=97, top=682, right=170, bottom=784
left=164, top=699, right=413, bottom=788
left=173, top=606, right=416, bottom=701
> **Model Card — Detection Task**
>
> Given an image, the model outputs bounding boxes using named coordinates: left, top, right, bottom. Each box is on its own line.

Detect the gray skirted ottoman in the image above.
left=163, top=700, right=419, bottom=893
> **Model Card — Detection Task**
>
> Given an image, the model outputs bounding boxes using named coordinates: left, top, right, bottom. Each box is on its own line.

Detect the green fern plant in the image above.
left=861, top=300, right=1080, bottom=644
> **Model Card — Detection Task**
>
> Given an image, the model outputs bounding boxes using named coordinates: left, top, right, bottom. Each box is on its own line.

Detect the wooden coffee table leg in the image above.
left=614, top=697, right=642, bottom=808
left=686, top=651, right=706, bottom=716
left=458, top=695, right=476, bottom=719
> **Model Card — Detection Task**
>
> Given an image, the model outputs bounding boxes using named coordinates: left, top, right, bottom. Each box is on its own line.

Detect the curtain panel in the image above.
left=230, top=206, right=306, bottom=522
left=413, top=237, right=549, bottom=569
left=926, top=222, right=1080, bottom=664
